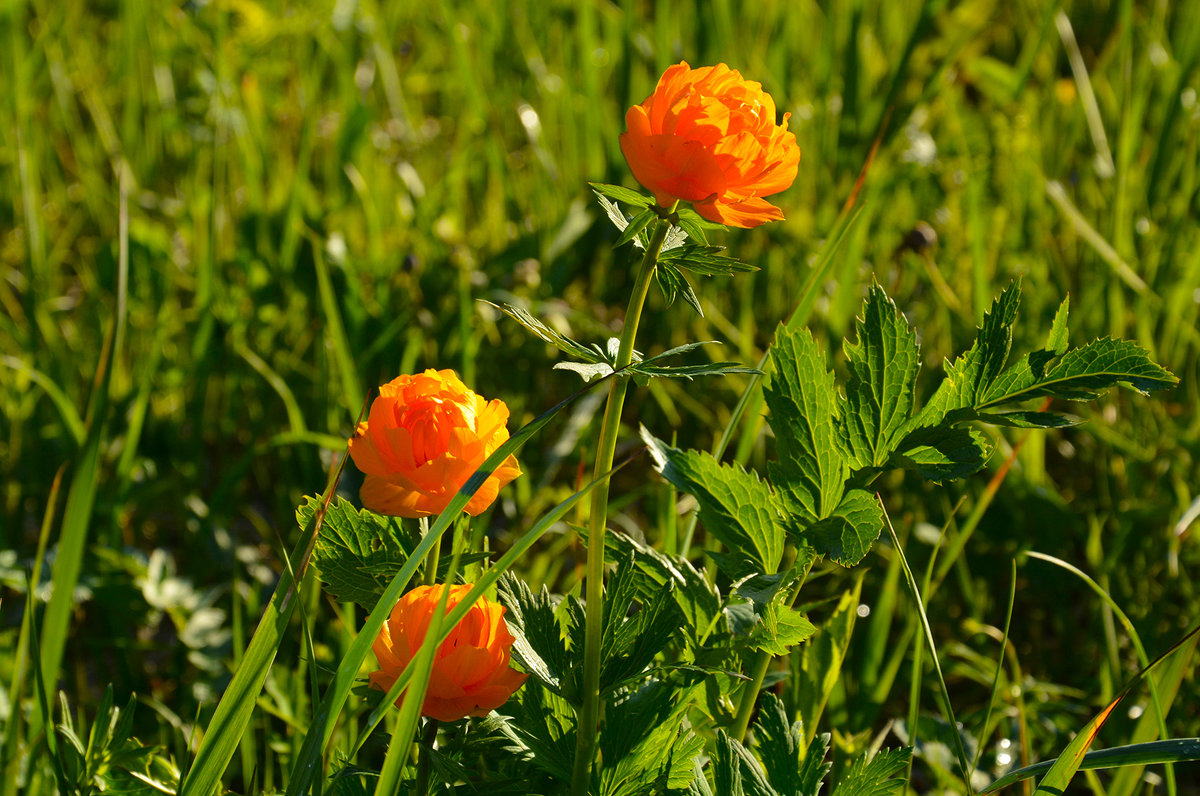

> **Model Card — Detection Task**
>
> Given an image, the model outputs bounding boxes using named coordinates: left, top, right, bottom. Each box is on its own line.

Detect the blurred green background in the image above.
left=2, top=0, right=1198, bottom=790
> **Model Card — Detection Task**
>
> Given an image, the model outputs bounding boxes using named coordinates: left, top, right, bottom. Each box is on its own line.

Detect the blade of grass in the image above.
left=0, top=466, right=66, bottom=796
left=311, top=236, right=364, bottom=415
left=0, top=357, right=85, bottom=446
left=1107, top=631, right=1198, bottom=796
left=1024, top=551, right=1175, bottom=794
left=1044, top=180, right=1150, bottom=296
left=1055, top=10, right=1116, bottom=178
left=971, top=559, right=1018, bottom=775
left=178, top=448, right=351, bottom=796
left=36, top=169, right=128, bottom=721
left=980, top=622, right=1200, bottom=795
left=985, top=739, right=1200, bottom=794
left=881, top=499, right=975, bottom=793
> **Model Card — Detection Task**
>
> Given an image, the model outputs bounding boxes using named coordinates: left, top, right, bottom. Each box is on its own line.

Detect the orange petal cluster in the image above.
left=620, top=62, right=800, bottom=228
left=349, top=369, right=521, bottom=518
left=370, top=584, right=528, bottom=722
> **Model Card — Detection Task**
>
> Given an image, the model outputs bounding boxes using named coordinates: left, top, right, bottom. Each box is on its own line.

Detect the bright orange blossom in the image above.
left=370, top=584, right=528, bottom=722
left=349, top=369, right=520, bottom=518
left=620, top=61, right=800, bottom=228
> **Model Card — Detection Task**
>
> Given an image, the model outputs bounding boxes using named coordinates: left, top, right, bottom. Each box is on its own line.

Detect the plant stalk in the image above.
left=570, top=216, right=672, bottom=796
left=414, top=718, right=438, bottom=795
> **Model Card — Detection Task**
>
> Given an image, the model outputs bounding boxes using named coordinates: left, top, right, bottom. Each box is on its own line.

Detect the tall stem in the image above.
left=414, top=718, right=438, bottom=795
left=570, top=216, right=672, bottom=796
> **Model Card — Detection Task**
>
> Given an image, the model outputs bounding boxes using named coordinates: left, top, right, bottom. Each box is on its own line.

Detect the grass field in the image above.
left=2, top=0, right=1199, bottom=793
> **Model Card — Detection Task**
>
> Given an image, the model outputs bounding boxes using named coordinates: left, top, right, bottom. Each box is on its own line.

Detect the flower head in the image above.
left=349, top=369, right=521, bottom=518
left=620, top=62, right=800, bottom=228
left=370, top=584, right=528, bottom=722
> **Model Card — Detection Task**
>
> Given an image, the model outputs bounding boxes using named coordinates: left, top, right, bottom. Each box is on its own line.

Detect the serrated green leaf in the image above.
left=754, top=693, right=810, bottom=796
left=891, top=426, right=992, bottom=482
left=600, top=682, right=703, bottom=796
left=658, top=244, right=758, bottom=275
left=839, top=284, right=921, bottom=471
left=601, top=555, right=683, bottom=693
left=731, top=572, right=817, bottom=656
left=655, top=260, right=704, bottom=315
left=600, top=532, right=721, bottom=646
left=907, top=281, right=1022, bottom=432
left=1045, top=295, right=1070, bottom=355
left=714, top=731, right=779, bottom=796
left=643, top=429, right=785, bottom=574
left=798, top=734, right=833, bottom=796
left=830, top=747, right=912, bottom=796
left=803, top=490, right=882, bottom=567
left=488, top=302, right=606, bottom=364
left=981, top=336, right=1178, bottom=406
left=975, top=410, right=1083, bottom=428
left=497, top=574, right=570, bottom=696
left=765, top=324, right=846, bottom=524
left=301, top=497, right=416, bottom=608
left=590, top=182, right=654, bottom=208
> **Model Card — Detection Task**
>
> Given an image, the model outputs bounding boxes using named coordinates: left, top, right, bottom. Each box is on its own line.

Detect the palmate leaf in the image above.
left=754, top=692, right=831, bottom=796
left=497, top=574, right=571, bottom=697
left=730, top=571, right=817, bottom=656
left=765, top=324, right=846, bottom=524
left=889, top=426, right=992, bottom=483
left=600, top=531, right=721, bottom=647
left=803, top=489, right=884, bottom=567
left=486, top=302, right=607, bottom=364
left=908, top=282, right=1023, bottom=432
left=839, top=284, right=921, bottom=472
left=658, top=244, right=758, bottom=276
left=980, top=335, right=1178, bottom=407
left=830, top=748, right=912, bottom=796
left=600, top=681, right=704, bottom=796
left=600, top=554, right=684, bottom=693
left=656, top=260, right=704, bottom=316
left=643, top=428, right=785, bottom=575
left=302, top=497, right=416, bottom=607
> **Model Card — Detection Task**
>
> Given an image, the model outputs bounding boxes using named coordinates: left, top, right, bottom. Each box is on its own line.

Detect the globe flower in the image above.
left=349, top=369, right=521, bottom=518
left=370, top=584, right=528, bottom=722
left=620, top=61, right=800, bottom=228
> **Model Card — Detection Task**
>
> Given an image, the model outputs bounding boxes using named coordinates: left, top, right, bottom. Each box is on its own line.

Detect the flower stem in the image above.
left=570, top=215, right=673, bottom=796
left=421, top=516, right=438, bottom=586
left=414, top=718, right=438, bottom=795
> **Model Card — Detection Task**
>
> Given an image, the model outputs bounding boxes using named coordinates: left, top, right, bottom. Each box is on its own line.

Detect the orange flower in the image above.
left=620, top=62, right=800, bottom=228
left=370, top=584, right=528, bottom=722
left=349, top=369, right=521, bottom=518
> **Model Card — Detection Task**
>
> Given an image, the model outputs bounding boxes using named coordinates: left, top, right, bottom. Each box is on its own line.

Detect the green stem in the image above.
left=421, top=516, right=438, bottom=586
left=414, top=718, right=438, bottom=795
left=570, top=215, right=673, bottom=796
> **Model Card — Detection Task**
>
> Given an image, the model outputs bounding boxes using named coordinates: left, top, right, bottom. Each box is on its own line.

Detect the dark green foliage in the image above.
left=643, top=431, right=786, bottom=575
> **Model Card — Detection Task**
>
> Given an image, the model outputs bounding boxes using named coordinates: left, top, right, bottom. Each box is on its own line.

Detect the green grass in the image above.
left=2, top=0, right=1199, bottom=792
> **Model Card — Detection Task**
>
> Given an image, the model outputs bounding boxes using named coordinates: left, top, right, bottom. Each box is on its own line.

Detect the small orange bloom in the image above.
left=370, top=584, right=528, bottom=722
left=620, top=62, right=800, bottom=228
left=349, top=370, right=521, bottom=518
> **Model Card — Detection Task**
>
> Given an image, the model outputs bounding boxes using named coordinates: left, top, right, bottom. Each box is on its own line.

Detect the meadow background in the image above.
left=2, top=0, right=1198, bottom=792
